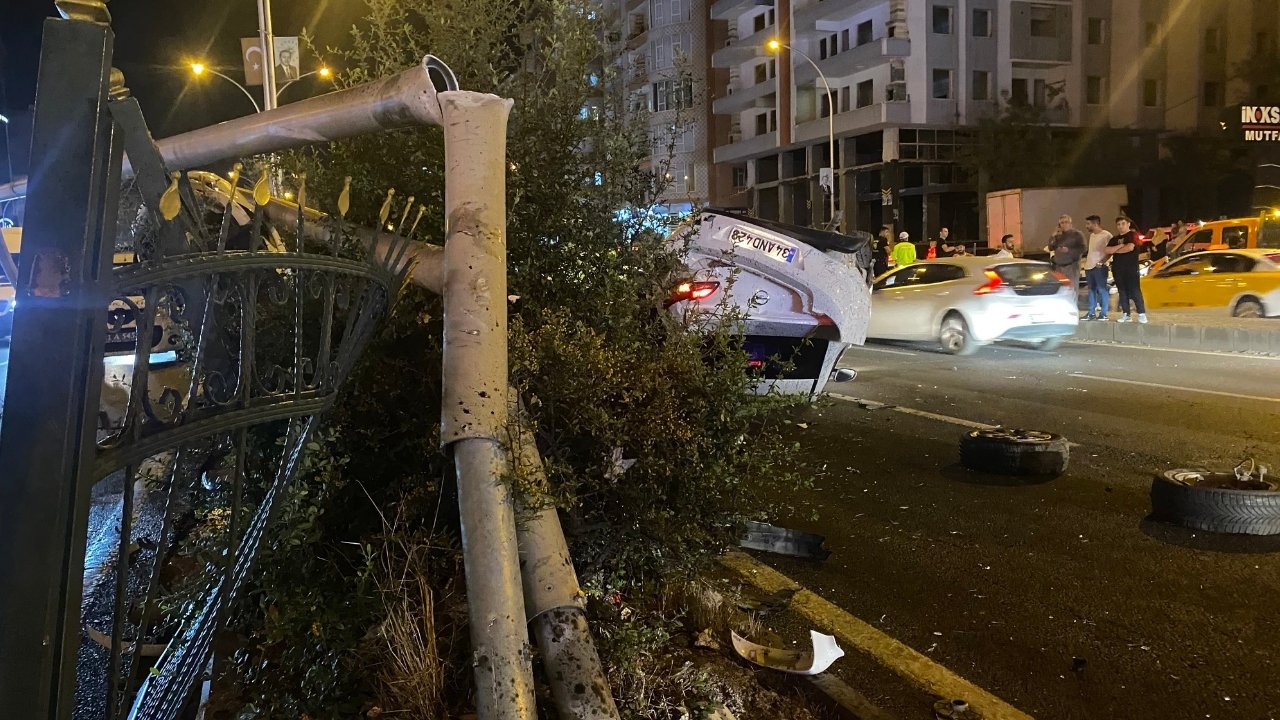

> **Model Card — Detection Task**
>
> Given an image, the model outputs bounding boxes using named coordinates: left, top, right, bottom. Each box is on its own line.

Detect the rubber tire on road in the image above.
left=959, top=429, right=1069, bottom=477
left=1232, top=298, right=1264, bottom=319
left=1150, top=470, right=1280, bottom=535
left=938, top=313, right=978, bottom=356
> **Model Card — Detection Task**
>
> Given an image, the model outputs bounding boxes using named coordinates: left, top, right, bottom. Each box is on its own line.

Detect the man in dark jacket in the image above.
left=1045, top=214, right=1086, bottom=294
left=873, top=225, right=891, bottom=277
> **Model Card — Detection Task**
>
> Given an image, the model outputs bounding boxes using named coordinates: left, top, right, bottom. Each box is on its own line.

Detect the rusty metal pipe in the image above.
left=0, top=55, right=458, bottom=202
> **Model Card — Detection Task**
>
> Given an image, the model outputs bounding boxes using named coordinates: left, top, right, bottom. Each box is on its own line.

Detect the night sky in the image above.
left=0, top=0, right=362, bottom=183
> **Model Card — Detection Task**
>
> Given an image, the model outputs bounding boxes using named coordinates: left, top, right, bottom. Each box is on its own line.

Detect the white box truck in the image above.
left=986, top=186, right=1129, bottom=255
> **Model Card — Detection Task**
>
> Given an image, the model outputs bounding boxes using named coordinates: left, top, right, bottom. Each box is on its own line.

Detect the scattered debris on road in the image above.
left=730, top=629, right=845, bottom=675
left=740, top=521, right=832, bottom=560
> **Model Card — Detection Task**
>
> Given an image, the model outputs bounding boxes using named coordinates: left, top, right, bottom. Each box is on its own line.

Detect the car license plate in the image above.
left=107, top=330, right=137, bottom=344
left=729, top=228, right=798, bottom=264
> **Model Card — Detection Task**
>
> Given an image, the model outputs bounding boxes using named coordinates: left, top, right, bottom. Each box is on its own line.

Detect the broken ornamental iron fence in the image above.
left=85, top=168, right=416, bottom=719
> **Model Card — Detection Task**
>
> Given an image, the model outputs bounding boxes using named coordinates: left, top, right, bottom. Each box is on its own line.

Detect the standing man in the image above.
left=937, top=227, right=957, bottom=256
left=1106, top=216, right=1147, bottom=323
left=1082, top=215, right=1113, bottom=320
left=1045, top=214, right=1086, bottom=298
left=892, top=231, right=917, bottom=268
left=873, top=225, right=892, bottom=276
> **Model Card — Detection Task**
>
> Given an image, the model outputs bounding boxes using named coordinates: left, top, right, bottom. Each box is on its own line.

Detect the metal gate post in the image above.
left=438, top=91, right=536, bottom=718
left=0, top=16, right=121, bottom=719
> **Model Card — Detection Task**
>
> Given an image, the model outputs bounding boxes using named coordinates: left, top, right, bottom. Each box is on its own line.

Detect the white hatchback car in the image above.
left=869, top=257, right=1078, bottom=354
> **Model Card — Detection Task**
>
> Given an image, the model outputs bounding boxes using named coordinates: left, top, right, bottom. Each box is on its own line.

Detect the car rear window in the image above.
left=992, top=262, right=1062, bottom=295
left=993, top=262, right=1058, bottom=285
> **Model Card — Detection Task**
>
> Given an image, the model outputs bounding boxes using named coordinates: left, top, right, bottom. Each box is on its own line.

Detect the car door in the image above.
left=1142, top=255, right=1214, bottom=308
left=1203, top=253, right=1260, bottom=307
left=869, top=264, right=967, bottom=340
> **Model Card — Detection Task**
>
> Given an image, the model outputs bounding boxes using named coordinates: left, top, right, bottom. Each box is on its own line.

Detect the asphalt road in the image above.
left=763, top=339, right=1280, bottom=720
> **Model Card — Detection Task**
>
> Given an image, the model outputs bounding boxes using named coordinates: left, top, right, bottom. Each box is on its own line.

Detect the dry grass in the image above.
left=366, top=534, right=465, bottom=720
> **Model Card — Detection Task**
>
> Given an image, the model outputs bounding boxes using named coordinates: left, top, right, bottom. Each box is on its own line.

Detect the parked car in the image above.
left=667, top=210, right=873, bottom=396
left=1140, top=249, right=1280, bottom=317
left=868, top=257, right=1078, bottom=354
left=1, top=228, right=181, bottom=354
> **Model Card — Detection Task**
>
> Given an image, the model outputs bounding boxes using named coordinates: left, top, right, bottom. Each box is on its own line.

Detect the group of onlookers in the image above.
left=872, top=225, right=991, bottom=276
left=870, top=214, right=1154, bottom=323
left=1047, top=213, right=1146, bottom=323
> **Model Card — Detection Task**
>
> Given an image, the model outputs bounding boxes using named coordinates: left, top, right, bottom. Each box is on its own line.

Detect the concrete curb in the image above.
left=1072, top=319, right=1280, bottom=355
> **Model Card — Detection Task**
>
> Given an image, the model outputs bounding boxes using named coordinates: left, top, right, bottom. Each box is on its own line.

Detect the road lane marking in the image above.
left=720, top=551, right=1036, bottom=720
left=1067, top=340, right=1280, bottom=361
left=828, top=393, right=1081, bottom=447
left=1069, top=373, right=1280, bottom=404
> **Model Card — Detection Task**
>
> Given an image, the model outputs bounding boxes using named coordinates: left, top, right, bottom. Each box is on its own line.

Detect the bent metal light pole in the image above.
left=767, top=38, right=837, bottom=228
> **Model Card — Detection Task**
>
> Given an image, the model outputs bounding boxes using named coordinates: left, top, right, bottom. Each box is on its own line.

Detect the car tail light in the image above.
left=667, top=280, right=720, bottom=304
left=973, top=270, right=1004, bottom=295
left=1267, top=253, right=1280, bottom=265
left=1052, top=271, right=1073, bottom=287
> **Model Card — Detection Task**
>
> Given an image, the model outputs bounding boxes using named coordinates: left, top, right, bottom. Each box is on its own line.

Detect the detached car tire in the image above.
left=1150, top=469, right=1280, bottom=535
left=959, top=429, right=1069, bottom=477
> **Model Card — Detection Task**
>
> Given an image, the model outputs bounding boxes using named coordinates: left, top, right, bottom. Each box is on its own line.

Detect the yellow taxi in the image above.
left=1150, top=212, right=1280, bottom=274
left=1140, top=249, right=1280, bottom=317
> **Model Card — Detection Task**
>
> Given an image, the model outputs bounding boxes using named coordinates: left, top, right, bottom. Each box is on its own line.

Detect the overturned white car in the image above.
left=667, top=210, right=873, bottom=396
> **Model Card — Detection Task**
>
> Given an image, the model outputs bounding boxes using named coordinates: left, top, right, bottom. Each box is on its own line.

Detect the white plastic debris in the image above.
left=730, top=630, right=845, bottom=675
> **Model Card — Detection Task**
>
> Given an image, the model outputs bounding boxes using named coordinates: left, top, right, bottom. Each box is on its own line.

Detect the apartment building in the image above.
left=701, top=0, right=1280, bottom=240
left=605, top=0, right=715, bottom=215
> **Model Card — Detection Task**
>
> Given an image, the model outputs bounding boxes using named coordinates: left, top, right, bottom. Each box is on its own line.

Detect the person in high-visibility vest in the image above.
left=891, top=231, right=917, bottom=268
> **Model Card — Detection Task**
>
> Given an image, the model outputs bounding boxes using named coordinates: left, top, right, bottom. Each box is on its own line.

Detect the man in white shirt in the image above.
left=994, top=234, right=1017, bottom=257
left=1082, top=214, right=1113, bottom=320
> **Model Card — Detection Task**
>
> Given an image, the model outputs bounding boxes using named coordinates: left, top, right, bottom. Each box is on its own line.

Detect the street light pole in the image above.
left=190, top=64, right=263, bottom=112
left=276, top=67, right=332, bottom=98
left=768, top=39, right=837, bottom=229
left=256, top=0, right=278, bottom=111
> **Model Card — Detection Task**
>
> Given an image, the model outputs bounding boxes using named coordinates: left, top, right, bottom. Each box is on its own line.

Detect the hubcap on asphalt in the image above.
left=974, top=428, right=1055, bottom=443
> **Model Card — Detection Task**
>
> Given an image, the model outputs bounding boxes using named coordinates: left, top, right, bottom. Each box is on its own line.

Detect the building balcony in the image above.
left=793, top=37, right=911, bottom=84
left=793, top=0, right=880, bottom=29
left=710, top=0, right=773, bottom=22
left=712, top=78, right=778, bottom=114
left=713, top=131, right=779, bottom=164
left=626, top=26, right=650, bottom=51
left=711, top=25, right=775, bottom=68
left=792, top=101, right=913, bottom=145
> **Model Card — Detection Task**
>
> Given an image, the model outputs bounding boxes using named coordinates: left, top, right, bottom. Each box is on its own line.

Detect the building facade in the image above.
left=698, top=0, right=1280, bottom=242
left=606, top=0, right=716, bottom=215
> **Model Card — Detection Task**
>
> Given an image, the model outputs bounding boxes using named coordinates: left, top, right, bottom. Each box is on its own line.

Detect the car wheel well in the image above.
left=1233, top=295, right=1265, bottom=316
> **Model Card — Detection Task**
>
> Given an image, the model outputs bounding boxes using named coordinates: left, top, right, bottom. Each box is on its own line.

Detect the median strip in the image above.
left=720, top=551, right=1035, bottom=720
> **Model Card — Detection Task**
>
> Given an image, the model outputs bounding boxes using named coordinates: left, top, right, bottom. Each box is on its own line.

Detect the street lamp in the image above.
left=188, top=62, right=334, bottom=112
left=277, top=66, right=332, bottom=97
left=190, top=62, right=263, bottom=113
left=766, top=38, right=838, bottom=229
